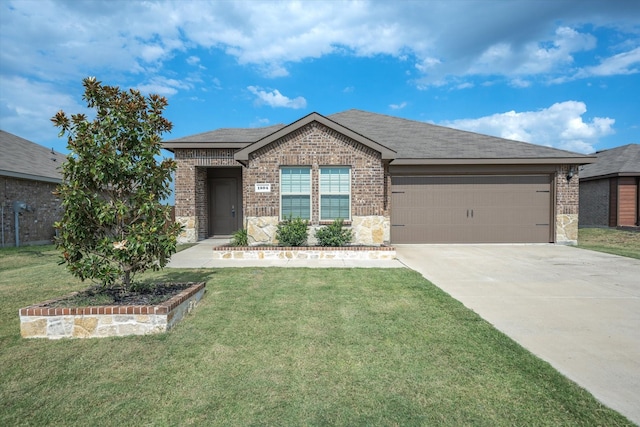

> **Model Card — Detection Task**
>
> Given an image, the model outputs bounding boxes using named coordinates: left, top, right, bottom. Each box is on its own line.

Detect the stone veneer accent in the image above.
left=555, top=165, right=579, bottom=245
left=19, top=282, right=205, bottom=339
left=246, top=215, right=389, bottom=246
left=213, top=246, right=396, bottom=260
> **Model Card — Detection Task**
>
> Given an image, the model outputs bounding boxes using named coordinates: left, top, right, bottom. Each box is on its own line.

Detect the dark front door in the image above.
left=210, top=177, right=239, bottom=236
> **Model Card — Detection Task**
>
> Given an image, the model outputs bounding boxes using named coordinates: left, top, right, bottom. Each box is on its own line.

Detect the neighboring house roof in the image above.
left=163, top=109, right=594, bottom=165
left=579, top=144, right=640, bottom=180
left=0, top=130, right=65, bottom=183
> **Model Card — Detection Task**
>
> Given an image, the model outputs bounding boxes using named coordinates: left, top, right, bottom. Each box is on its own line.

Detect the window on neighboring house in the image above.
left=280, top=166, right=311, bottom=220
left=320, top=167, right=351, bottom=221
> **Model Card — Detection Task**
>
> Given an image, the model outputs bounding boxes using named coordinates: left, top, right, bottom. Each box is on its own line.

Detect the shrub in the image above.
left=230, top=228, right=249, bottom=247
left=276, top=216, right=309, bottom=247
left=315, top=218, right=353, bottom=247
left=51, top=77, right=181, bottom=291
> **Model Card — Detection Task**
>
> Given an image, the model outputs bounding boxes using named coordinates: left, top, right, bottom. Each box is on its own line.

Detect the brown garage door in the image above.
left=391, top=175, right=552, bottom=243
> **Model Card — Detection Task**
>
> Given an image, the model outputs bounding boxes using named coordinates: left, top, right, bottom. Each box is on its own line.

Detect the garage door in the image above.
left=391, top=175, right=552, bottom=243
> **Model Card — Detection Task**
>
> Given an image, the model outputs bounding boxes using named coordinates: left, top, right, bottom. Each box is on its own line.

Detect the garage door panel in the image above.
left=391, top=175, right=552, bottom=243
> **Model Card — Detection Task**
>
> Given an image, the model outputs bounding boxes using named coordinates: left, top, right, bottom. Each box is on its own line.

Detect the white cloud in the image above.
left=247, top=86, right=307, bottom=109
left=137, top=77, right=193, bottom=96
left=2, top=1, right=639, bottom=89
left=390, top=102, right=407, bottom=110
left=0, top=76, right=87, bottom=148
left=579, top=47, right=640, bottom=77
left=441, top=101, right=615, bottom=153
left=186, top=56, right=200, bottom=66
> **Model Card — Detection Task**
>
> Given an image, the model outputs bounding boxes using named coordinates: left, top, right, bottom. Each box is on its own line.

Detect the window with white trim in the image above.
left=280, top=167, right=311, bottom=220
left=320, top=167, right=351, bottom=221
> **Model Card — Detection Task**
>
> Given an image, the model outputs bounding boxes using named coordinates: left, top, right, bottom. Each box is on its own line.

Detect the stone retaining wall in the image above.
left=19, top=282, right=205, bottom=339
left=212, top=246, right=396, bottom=260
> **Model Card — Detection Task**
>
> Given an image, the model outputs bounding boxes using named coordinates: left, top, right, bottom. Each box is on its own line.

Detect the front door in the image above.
left=210, top=177, right=239, bottom=236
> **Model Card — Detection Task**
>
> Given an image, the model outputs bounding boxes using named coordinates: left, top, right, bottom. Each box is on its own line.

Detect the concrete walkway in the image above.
left=396, top=244, right=640, bottom=425
left=167, top=238, right=404, bottom=269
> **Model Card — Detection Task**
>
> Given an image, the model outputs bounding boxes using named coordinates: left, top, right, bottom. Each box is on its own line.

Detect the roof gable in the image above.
left=0, top=130, right=65, bottom=183
left=234, top=112, right=397, bottom=163
left=580, top=144, right=640, bottom=179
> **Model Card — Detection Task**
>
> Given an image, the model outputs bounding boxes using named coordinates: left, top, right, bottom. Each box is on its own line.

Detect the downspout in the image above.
left=1, top=204, right=4, bottom=248
left=14, top=208, right=20, bottom=247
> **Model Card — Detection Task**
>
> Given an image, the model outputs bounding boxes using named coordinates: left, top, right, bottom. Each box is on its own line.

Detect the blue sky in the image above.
left=1, top=0, right=639, bottom=156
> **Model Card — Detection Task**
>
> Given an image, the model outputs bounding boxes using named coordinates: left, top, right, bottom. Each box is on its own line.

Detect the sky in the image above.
left=1, top=0, right=639, bottom=158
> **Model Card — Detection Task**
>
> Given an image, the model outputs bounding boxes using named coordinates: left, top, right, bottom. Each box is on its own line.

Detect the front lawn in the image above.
left=0, top=246, right=632, bottom=426
left=578, top=227, right=640, bottom=259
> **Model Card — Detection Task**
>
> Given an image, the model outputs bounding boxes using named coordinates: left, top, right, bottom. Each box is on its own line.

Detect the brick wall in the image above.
left=174, top=149, right=237, bottom=240
left=0, top=176, right=62, bottom=246
left=579, top=178, right=610, bottom=227
left=555, top=164, right=580, bottom=243
left=244, top=121, right=387, bottom=223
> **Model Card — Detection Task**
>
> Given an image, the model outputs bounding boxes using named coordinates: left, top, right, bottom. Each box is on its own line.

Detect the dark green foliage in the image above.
left=276, top=216, right=309, bottom=246
left=51, top=77, right=182, bottom=290
left=230, top=228, right=249, bottom=247
left=315, top=218, right=353, bottom=247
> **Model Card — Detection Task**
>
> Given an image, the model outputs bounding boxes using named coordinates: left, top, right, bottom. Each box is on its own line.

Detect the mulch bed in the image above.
left=43, top=283, right=193, bottom=307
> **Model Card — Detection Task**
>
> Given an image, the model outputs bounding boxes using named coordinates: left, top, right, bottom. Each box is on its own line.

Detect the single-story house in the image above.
left=163, top=110, right=594, bottom=245
left=0, top=130, right=65, bottom=246
left=579, top=144, right=639, bottom=228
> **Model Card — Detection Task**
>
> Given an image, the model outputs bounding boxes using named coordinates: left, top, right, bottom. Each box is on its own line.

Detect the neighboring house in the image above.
left=0, top=130, right=65, bottom=246
left=163, top=110, right=594, bottom=245
left=579, top=144, right=640, bottom=228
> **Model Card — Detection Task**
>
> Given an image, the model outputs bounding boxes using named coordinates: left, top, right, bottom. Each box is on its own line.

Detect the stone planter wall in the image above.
left=19, top=282, right=205, bottom=339
left=212, top=246, right=396, bottom=260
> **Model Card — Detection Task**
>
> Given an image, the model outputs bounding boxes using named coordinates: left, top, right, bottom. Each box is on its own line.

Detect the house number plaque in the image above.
left=255, top=183, right=271, bottom=193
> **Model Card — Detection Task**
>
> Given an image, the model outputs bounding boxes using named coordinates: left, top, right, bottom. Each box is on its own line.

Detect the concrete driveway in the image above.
left=395, top=244, right=640, bottom=425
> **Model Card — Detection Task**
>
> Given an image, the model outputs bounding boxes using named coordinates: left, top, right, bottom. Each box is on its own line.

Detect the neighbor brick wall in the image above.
left=579, top=178, right=610, bottom=227
left=0, top=176, right=62, bottom=246
left=174, top=149, right=237, bottom=240
left=244, top=121, right=387, bottom=223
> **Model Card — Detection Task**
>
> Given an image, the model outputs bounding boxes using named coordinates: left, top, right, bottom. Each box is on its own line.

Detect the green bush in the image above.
left=230, top=228, right=249, bottom=247
left=315, top=218, right=353, bottom=247
left=276, top=216, right=309, bottom=247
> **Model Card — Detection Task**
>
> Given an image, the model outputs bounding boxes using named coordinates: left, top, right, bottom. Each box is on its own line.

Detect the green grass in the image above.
left=0, top=247, right=633, bottom=426
left=579, top=227, right=640, bottom=259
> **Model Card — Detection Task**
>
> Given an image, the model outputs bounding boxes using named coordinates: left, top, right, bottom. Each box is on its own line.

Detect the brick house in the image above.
left=164, top=110, right=594, bottom=245
left=579, top=144, right=639, bottom=228
left=0, top=130, right=65, bottom=246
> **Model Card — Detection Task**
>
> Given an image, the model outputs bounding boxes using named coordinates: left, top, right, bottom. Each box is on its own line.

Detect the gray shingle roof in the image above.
left=0, top=130, right=65, bottom=182
left=167, top=124, right=285, bottom=143
left=329, top=109, right=586, bottom=160
left=580, top=144, right=640, bottom=179
left=163, top=109, right=593, bottom=162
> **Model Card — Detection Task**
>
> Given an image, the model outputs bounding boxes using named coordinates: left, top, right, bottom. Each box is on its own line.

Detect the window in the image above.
left=320, top=167, right=351, bottom=220
left=280, top=167, right=311, bottom=220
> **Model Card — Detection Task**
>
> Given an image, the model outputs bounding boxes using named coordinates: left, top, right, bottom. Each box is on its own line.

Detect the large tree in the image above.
left=52, top=77, right=181, bottom=291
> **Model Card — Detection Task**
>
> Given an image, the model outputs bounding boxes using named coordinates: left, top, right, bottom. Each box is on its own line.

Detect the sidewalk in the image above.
left=167, top=238, right=405, bottom=268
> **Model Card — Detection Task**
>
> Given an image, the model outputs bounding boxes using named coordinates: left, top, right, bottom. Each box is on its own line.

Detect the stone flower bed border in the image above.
left=19, top=282, right=206, bottom=339
left=212, top=245, right=396, bottom=260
